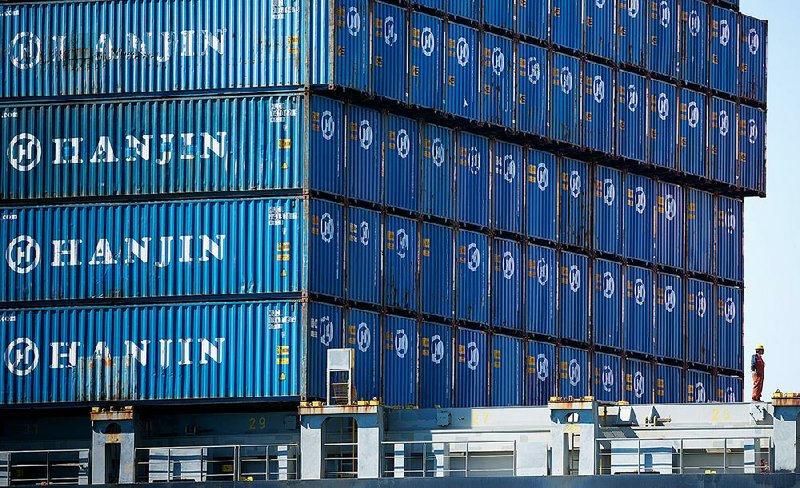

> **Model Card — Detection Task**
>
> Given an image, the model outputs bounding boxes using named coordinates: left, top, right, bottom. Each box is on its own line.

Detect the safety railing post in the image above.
left=679, top=439, right=684, bottom=474
left=637, top=440, right=641, bottom=474
left=723, top=438, right=727, bottom=473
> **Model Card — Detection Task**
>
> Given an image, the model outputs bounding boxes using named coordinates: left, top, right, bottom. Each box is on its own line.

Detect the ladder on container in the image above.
left=326, top=349, right=355, bottom=406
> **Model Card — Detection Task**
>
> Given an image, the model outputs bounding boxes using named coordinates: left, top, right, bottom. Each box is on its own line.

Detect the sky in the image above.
left=740, top=0, right=800, bottom=399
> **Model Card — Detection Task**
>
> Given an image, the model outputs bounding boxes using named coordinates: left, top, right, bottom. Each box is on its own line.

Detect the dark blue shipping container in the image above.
left=717, top=0, right=739, bottom=8
left=687, top=188, right=714, bottom=275
left=347, top=206, right=382, bottom=306
left=420, top=124, right=455, bottom=220
left=739, top=15, right=768, bottom=104
left=582, top=61, right=614, bottom=154
left=551, top=0, right=582, bottom=51
left=420, top=322, right=453, bottom=408
left=518, top=0, right=549, bottom=41
left=456, top=328, right=488, bottom=407
left=482, top=33, right=515, bottom=128
left=409, top=12, right=444, bottom=110
left=491, top=334, right=523, bottom=406
left=449, top=0, right=481, bottom=22
left=649, top=0, right=678, bottom=78
left=517, top=42, right=549, bottom=137
left=456, top=132, right=490, bottom=228
left=625, top=358, right=653, bottom=404
left=655, top=273, right=683, bottom=360
left=310, top=97, right=346, bottom=196
left=738, top=105, right=766, bottom=192
left=444, top=23, right=480, bottom=121
left=559, top=252, right=589, bottom=343
left=656, top=181, right=685, bottom=269
left=527, top=244, right=557, bottom=337
left=716, top=285, right=742, bottom=371
left=655, top=363, right=683, bottom=403
left=616, top=70, right=648, bottom=162
left=526, top=340, right=556, bottom=405
left=710, top=6, right=738, bottom=96
left=560, top=158, right=590, bottom=247
left=373, top=2, right=408, bottom=102
left=385, top=114, right=420, bottom=212
left=492, top=238, right=522, bottom=331
left=484, top=0, right=514, bottom=32
left=594, top=352, right=623, bottom=403
left=456, top=230, right=489, bottom=324
left=526, top=150, right=558, bottom=242
left=716, top=375, right=743, bottom=403
left=617, top=0, right=648, bottom=68
left=649, top=80, right=678, bottom=169
left=625, top=265, right=653, bottom=355
left=559, top=346, right=589, bottom=398
left=593, top=259, right=623, bottom=350
left=594, top=166, right=623, bottom=256
left=716, top=196, right=743, bottom=282
left=550, top=53, right=582, bottom=145
left=383, top=315, right=418, bottom=406
left=347, top=104, right=383, bottom=204
left=421, top=222, right=454, bottom=319
left=411, top=0, right=445, bottom=11
left=493, top=141, right=524, bottom=234
left=584, top=0, right=615, bottom=60
left=384, top=215, right=418, bottom=312
left=687, top=369, right=712, bottom=403
left=624, top=172, right=655, bottom=263
left=710, top=97, right=738, bottom=185
left=347, top=308, right=381, bottom=402
left=679, top=0, right=708, bottom=86
left=679, top=88, right=707, bottom=177
left=687, top=279, right=713, bottom=366
left=309, top=303, right=344, bottom=400
left=329, top=0, right=372, bottom=92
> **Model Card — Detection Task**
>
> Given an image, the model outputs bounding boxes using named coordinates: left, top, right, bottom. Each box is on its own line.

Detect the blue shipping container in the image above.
left=411, top=0, right=445, bottom=11
left=456, top=328, right=488, bottom=407
left=444, top=23, right=480, bottom=121
left=687, top=369, right=712, bottom=403
left=559, top=252, right=589, bottom=343
left=560, top=158, right=590, bottom=247
left=347, top=104, right=383, bottom=204
left=624, top=172, right=655, bottom=263
left=347, top=308, right=381, bottom=402
left=384, top=215, right=418, bottom=311
left=484, top=0, right=514, bottom=32
left=409, top=12, right=443, bottom=110
left=716, top=285, right=743, bottom=371
left=526, top=150, right=558, bottom=242
left=582, top=61, right=614, bottom=154
left=481, top=33, right=515, bottom=128
left=584, top=0, right=615, bottom=59
left=421, top=223, right=454, bottom=319
left=385, top=114, right=420, bottom=212
left=709, top=97, right=738, bottom=185
left=687, top=279, right=713, bottom=366
left=625, top=266, right=653, bottom=355
left=679, top=0, right=708, bottom=86
left=383, top=315, right=418, bottom=406
left=308, top=303, right=344, bottom=400
left=739, top=15, right=767, bottom=103
left=655, top=273, right=683, bottom=360
left=617, top=0, right=648, bottom=68
left=649, top=0, right=678, bottom=78
left=625, top=358, right=652, bottom=404
left=616, top=70, right=647, bottom=162
left=716, top=196, right=743, bottom=282
left=346, top=206, right=382, bottom=306
left=710, top=6, right=738, bottom=96
left=655, top=363, right=683, bottom=403
left=449, top=0, right=480, bottom=22
left=526, top=340, right=556, bottom=405
left=492, top=238, right=521, bottom=331
left=594, top=166, right=623, bottom=256
left=420, top=123, right=455, bottom=220
left=738, top=105, right=766, bottom=192
left=420, top=322, right=453, bottom=408
left=517, top=42, right=549, bottom=137
left=551, top=0, right=582, bottom=51
left=373, top=2, right=408, bottom=102
left=456, top=131, right=490, bottom=228
left=687, top=188, right=714, bottom=275
left=518, top=0, right=548, bottom=41
left=649, top=80, right=678, bottom=169
left=550, top=53, right=581, bottom=146
left=526, top=245, right=557, bottom=337
left=456, top=230, right=489, bottom=324
left=716, top=375, right=743, bottom=403
left=493, top=141, right=524, bottom=234
left=656, top=181, right=685, bottom=269
left=491, top=335, right=523, bottom=406
left=594, top=352, right=623, bottom=402
left=559, top=346, right=589, bottom=398
left=593, top=259, right=623, bottom=350
left=679, top=88, right=707, bottom=177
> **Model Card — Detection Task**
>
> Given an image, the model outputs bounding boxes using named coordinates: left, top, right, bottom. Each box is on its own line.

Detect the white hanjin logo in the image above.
left=421, top=27, right=435, bottom=57
left=359, top=120, right=373, bottom=150
left=5, top=337, right=39, bottom=376
left=635, top=278, right=646, bottom=305
left=537, top=258, right=549, bottom=286
left=689, top=10, right=701, bottom=37
left=357, top=322, right=371, bottom=352
left=320, top=213, right=334, bottom=243
left=359, top=221, right=370, bottom=246
left=347, top=7, right=361, bottom=37
left=502, top=251, right=515, bottom=280
left=467, top=342, right=480, bottom=371
left=394, top=329, right=408, bottom=358
left=569, top=171, right=581, bottom=199
left=536, top=354, right=549, bottom=381
left=658, top=92, right=670, bottom=121
left=5, top=235, right=41, bottom=274
left=726, top=386, right=735, bottom=403
left=748, top=119, right=759, bottom=145
left=560, top=67, right=573, bottom=94
left=696, top=291, right=707, bottom=318
left=659, top=0, right=671, bottom=28
left=602, top=365, right=614, bottom=392
left=748, top=29, right=760, bottom=55
left=633, top=371, right=645, bottom=398
left=9, top=32, right=41, bottom=70
left=688, top=101, right=700, bottom=129
left=321, top=111, right=335, bottom=141
left=627, top=84, right=639, bottom=113
left=568, top=359, right=581, bottom=386
left=319, top=316, right=334, bottom=347
left=503, top=155, right=516, bottom=183
left=432, top=138, right=445, bottom=167
left=628, top=0, right=639, bottom=17
left=527, top=57, right=541, bottom=85
left=593, top=75, right=605, bottom=104
left=724, top=298, right=736, bottom=324
left=396, top=228, right=409, bottom=259
left=537, top=163, right=549, bottom=191
left=430, top=334, right=444, bottom=364
left=665, top=194, right=677, bottom=221
left=635, top=186, right=647, bottom=214
left=719, top=110, right=729, bottom=137
left=595, top=0, right=606, bottom=8
left=456, top=37, right=470, bottom=67
left=396, top=129, right=410, bottom=159
left=468, top=147, right=481, bottom=175
left=467, top=243, right=481, bottom=272
left=695, top=382, right=706, bottom=403
left=720, top=19, right=730, bottom=47
left=569, top=264, right=581, bottom=293
left=727, top=210, right=737, bottom=234
left=7, top=133, right=42, bottom=172
left=491, top=47, right=505, bottom=76
left=384, top=16, right=398, bottom=46
left=665, top=285, right=676, bottom=313
left=603, top=179, right=615, bottom=206
left=603, top=271, right=615, bottom=299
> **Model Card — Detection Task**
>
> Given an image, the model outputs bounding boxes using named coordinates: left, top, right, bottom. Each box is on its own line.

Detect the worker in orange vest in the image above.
left=751, top=345, right=765, bottom=402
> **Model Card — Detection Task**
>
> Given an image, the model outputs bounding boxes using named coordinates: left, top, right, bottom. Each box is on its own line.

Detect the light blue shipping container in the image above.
left=715, top=375, right=743, bottom=403
left=449, top=0, right=481, bottom=23
left=593, top=259, right=622, bottom=350
left=559, top=251, right=589, bottom=343
left=308, top=303, right=344, bottom=400
left=383, top=315, right=418, bottom=406
left=656, top=181, right=685, bottom=269
left=484, top=0, right=514, bottom=32
left=491, top=334, right=523, bottom=406
left=716, top=196, right=743, bottom=282
left=679, top=88, right=707, bottom=177
left=456, top=230, right=489, bottom=324
left=594, top=352, right=622, bottom=403
left=710, top=6, right=739, bottom=96
left=655, top=363, right=683, bottom=403
left=517, top=42, right=549, bottom=137
left=346, top=206, right=382, bottom=306
left=584, top=0, right=615, bottom=60
left=526, top=340, right=556, bottom=405
left=616, top=70, right=647, bottom=162
left=373, top=2, right=408, bottom=102
left=551, top=0, right=582, bottom=51
left=526, top=150, right=558, bottom=242
left=738, top=105, right=766, bottom=193
left=493, top=141, right=524, bottom=234
left=716, top=285, right=742, bottom=371
left=482, top=33, right=515, bottom=128
left=456, top=131, right=490, bottom=228
left=409, top=12, right=444, bottom=110
left=617, top=0, right=648, bottom=68
left=518, top=0, right=548, bottom=41
left=625, top=265, right=653, bottom=355
left=582, top=61, right=614, bottom=154
left=420, top=322, right=453, bottom=408
left=455, top=327, right=488, bottom=407
left=0, top=197, right=342, bottom=304
left=347, top=104, right=383, bottom=204
left=739, top=15, right=768, bottom=104
left=492, top=238, right=521, bottom=331
left=420, top=123, right=455, bottom=220
left=421, top=222, right=454, bottom=319
left=625, top=358, right=652, bottom=404
left=687, top=369, right=712, bottom=403
left=444, top=22, right=480, bottom=121
left=384, top=215, right=418, bottom=312
left=346, top=308, right=381, bottom=402
left=648, top=0, right=678, bottom=78
left=550, top=53, right=581, bottom=146
left=687, top=188, right=714, bottom=275
left=687, top=279, right=713, bottom=366
left=649, top=80, right=678, bottom=169
left=679, top=0, right=708, bottom=86
left=559, top=346, right=589, bottom=398
left=655, top=273, right=683, bottom=360
left=385, top=114, right=420, bottom=212
left=594, top=166, right=623, bottom=256
left=526, top=244, right=557, bottom=337
left=710, top=97, right=738, bottom=185
left=624, top=172, right=655, bottom=263
left=560, top=158, right=590, bottom=247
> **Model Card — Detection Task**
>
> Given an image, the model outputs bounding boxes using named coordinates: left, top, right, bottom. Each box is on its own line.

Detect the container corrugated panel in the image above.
left=346, top=308, right=381, bottom=402
left=584, top=0, right=615, bottom=60
left=0, top=301, right=306, bottom=404
left=709, top=97, right=738, bottom=185
left=484, top=0, right=514, bottom=32
left=526, top=150, right=558, bottom=242
left=0, top=197, right=342, bottom=304
left=738, top=105, right=766, bottom=192
left=492, top=238, right=521, bottom=331
left=687, top=188, right=714, bottom=275
left=526, top=244, right=557, bottom=337
left=449, top=0, right=481, bottom=22
left=308, top=303, right=344, bottom=400
left=624, top=172, right=655, bottom=263
left=456, top=131, right=490, bottom=228
left=347, top=104, right=383, bottom=204
left=686, top=369, right=712, bottom=403
left=739, top=15, right=767, bottom=104
left=593, top=259, right=622, bottom=350
left=490, top=334, right=523, bottom=406
left=325, top=0, right=371, bottom=91
left=455, top=327, right=488, bottom=407
left=383, top=315, right=418, bottom=406
left=716, top=196, right=743, bottom=282
left=346, top=206, right=382, bottom=306
left=550, top=53, right=581, bottom=146
left=420, top=322, right=453, bottom=408
left=420, top=123, right=455, bottom=220
left=551, top=0, right=582, bottom=51
left=679, top=88, right=707, bottom=177
left=593, top=352, right=622, bottom=403
left=384, top=215, right=418, bottom=312
left=687, top=279, right=713, bottom=366
left=648, top=80, right=678, bottom=169
left=710, top=6, right=738, bottom=96
left=518, top=0, right=549, bottom=41
left=716, top=285, right=742, bottom=371
left=582, top=61, right=614, bottom=154
left=559, top=346, right=589, bottom=398
left=617, top=0, right=648, bottom=68
left=560, top=158, right=590, bottom=247
left=373, top=2, right=408, bottom=102
left=310, top=97, right=346, bottom=196
left=385, top=114, right=420, bottom=212
left=655, top=363, right=683, bottom=403
left=444, top=22, right=480, bottom=121
left=616, top=70, right=647, bottom=162
left=517, top=42, right=549, bottom=137
left=411, top=0, right=445, bottom=11
left=559, top=251, right=589, bottom=343
left=656, top=181, right=685, bottom=269
left=655, top=273, right=683, bottom=360
left=594, top=166, right=623, bottom=255
left=715, top=375, right=743, bottom=403
left=409, top=12, right=443, bottom=110
left=678, top=0, right=708, bottom=85
left=482, top=33, right=515, bottom=128
left=625, top=265, right=653, bottom=355
left=717, top=0, right=739, bottom=8
left=625, top=358, right=653, bottom=404
left=648, top=0, right=678, bottom=78
left=526, top=340, right=556, bottom=405
left=456, top=230, right=489, bottom=324
left=492, top=141, right=524, bottom=234
left=421, top=222, right=454, bottom=319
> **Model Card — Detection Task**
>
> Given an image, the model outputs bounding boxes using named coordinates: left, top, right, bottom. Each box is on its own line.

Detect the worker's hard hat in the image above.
left=756, top=344, right=765, bottom=350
